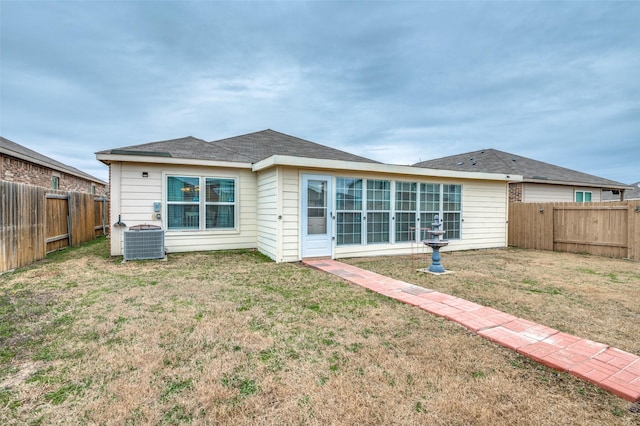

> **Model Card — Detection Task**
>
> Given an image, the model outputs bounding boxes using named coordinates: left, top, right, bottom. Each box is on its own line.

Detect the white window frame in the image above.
left=335, top=178, right=462, bottom=246
left=575, top=190, right=592, bottom=203
left=165, top=175, right=238, bottom=232
left=366, top=179, right=391, bottom=244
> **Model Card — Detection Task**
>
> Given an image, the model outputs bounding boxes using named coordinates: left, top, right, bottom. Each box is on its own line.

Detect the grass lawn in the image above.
left=0, top=238, right=638, bottom=425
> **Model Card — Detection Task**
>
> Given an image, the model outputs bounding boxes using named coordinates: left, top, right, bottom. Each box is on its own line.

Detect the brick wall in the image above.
left=1, top=154, right=107, bottom=196
left=509, top=182, right=523, bottom=202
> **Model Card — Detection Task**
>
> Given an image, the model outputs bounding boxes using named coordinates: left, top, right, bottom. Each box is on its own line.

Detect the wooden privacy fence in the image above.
left=508, top=200, right=640, bottom=260
left=0, top=181, right=109, bottom=273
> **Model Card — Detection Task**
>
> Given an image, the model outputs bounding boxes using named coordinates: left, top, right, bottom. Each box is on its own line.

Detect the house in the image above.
left=602, top=181, right=640, bottom=201
left=413, top=149, right=631, bottom=203
left=1, top=136, right=107, bottom=196
left=96, top=129, right=521, bottom=262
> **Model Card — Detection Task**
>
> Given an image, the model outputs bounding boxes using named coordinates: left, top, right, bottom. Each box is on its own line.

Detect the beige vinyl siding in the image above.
left=522, top=183, right=601, bottom=202
left=256, top=167, right=299, bottom=262
left=260, top=168, right=510, bottom=261
left=109, top=162, right=123, bottom=255
left=522, top=183, right=573, bottom=202
left=280, top=168, right=300, bottom=262
left=257, top=169, right=279, bottom=261
left=110, top=163, right=257, bottom=256
left=457, top=181, right=508, bottom=250
left=110, top=163, right=165, bottom=255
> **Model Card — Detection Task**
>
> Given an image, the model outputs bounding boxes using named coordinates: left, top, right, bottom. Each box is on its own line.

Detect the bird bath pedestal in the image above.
left=423, top=215, right=449, bottom=274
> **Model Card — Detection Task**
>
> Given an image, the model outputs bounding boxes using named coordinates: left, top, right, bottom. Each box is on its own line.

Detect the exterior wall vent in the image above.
left=123, top=225, right=165, bottom=261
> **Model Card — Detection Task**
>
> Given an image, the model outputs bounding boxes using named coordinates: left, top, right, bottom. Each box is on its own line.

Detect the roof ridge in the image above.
left=208, top=129, right=381, bottom=164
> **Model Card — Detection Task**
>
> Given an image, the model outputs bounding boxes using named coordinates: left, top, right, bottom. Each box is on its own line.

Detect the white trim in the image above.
left=253, top=155, right=521, bottom=182
left=97, top=153, right=253, bottom=170
left=300, top=174, right=333, bottom=258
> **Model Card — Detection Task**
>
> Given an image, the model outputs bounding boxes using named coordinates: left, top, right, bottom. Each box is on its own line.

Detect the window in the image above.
left=335, top=178, right=462, bottom=246
left=419, top=183, right=440, bottom=241
left=336, top=178, right=362, bottom=245
left=575, top=191, right=592, bottom=203
left=90, top=185, right=96, bottom=195
left=206, top=178, right=235, bottom=229
left=52, top=176, right=59, bottom=190
left=366, top=180, right=390, bottom=243
left=167, top=176, right=236, bottom=230
left=442, top=184, right=462, bottom=239
left=395, top=182, right=417, bottom=242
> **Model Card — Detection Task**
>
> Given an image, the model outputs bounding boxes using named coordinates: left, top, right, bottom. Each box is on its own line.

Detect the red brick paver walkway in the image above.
left=303, top=259, right=640, bottom=402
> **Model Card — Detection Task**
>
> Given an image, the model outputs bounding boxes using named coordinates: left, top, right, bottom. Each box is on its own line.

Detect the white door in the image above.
left=301, top=174, right=332, bottom=258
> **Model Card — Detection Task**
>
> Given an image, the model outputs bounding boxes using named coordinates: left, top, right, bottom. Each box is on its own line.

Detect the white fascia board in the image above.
left=252, top=155, right=522, bottom=182
left=522, top=178, right=632, bottom=190
left=96, top=153, right=253, bottom=170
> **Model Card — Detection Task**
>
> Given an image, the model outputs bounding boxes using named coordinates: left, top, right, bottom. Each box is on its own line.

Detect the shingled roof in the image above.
left=413, top=149, right=629, bottom=190
left=602, top=181, right=640, bottom=200
left=209, top=129, right=379, bottom=164
left=98, top=136, right=253, bottom=163
left=99, top=130, right=380, bottom=165
left=1, top=136, right=106, bottom=184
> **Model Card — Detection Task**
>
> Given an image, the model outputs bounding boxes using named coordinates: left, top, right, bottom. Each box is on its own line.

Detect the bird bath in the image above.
left=423, top=214, right=449, bottom=273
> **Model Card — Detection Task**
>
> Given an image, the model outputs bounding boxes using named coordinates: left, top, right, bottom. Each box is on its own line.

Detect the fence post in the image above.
left=67, top=191, right=73, bottom=247
left=630, top=200, right=640, bottom=260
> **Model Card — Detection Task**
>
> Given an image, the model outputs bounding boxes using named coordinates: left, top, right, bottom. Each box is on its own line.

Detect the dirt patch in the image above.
left=0, top=361, right=44, bottom=389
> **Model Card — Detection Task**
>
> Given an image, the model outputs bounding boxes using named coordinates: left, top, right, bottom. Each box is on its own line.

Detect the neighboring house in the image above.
left=96, top=129, right=521, bottom=262
left=413, top=149, right=631, bottom=203
left=602, top=181, right=640, bottom=201
left=1, top=136, right=107, bottom=195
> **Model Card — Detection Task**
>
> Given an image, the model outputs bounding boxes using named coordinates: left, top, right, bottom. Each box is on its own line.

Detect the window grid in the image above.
left=443, top=184, right=461, bottom=212
left=395, top=212, right=416, bottom=242
left=395, top=182, right=417, bottom=242
left=367, top=180, right=390, bottom=211
left=336, top=178, right=362, bottom=211
left=419, top=183, right=441, bottom=240
left=335, top=179, right=462, bottom=245
left=442, top=184, right=462, bottom=239
left=336, top=178, right=363, bottom=246
left=366, top=180, right=390, bottom=244
left=337, top=212, right=362, bottom=245
left=367, top=212, right=390, bottom=244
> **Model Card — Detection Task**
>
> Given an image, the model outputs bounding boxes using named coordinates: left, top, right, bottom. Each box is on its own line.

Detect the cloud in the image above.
left=1, top=1, right=638, bottom=184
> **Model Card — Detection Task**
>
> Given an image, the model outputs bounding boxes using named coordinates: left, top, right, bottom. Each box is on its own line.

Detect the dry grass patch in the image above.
left=344, top=248, right=640, bottom=355
left=0, top=239, right=638, bottom=425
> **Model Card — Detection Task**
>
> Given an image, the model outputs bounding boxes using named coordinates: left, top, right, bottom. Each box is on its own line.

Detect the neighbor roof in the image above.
left=413, top=149, right=629, bottom=190
left=602, top=181, right=640, bottom=200
left=98, top=129, right=380, bottom=165
left=1, top=136, right=107, bottom=185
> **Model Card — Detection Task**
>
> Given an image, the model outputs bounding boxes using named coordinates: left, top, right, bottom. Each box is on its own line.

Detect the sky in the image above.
left=1, top=1, right=639, bottom=184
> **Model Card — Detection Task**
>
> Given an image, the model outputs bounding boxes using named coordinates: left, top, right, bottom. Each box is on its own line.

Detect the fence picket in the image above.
left=509, top=200, right=639, bottom=260
left=1, top=181, right=109, bottom=272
